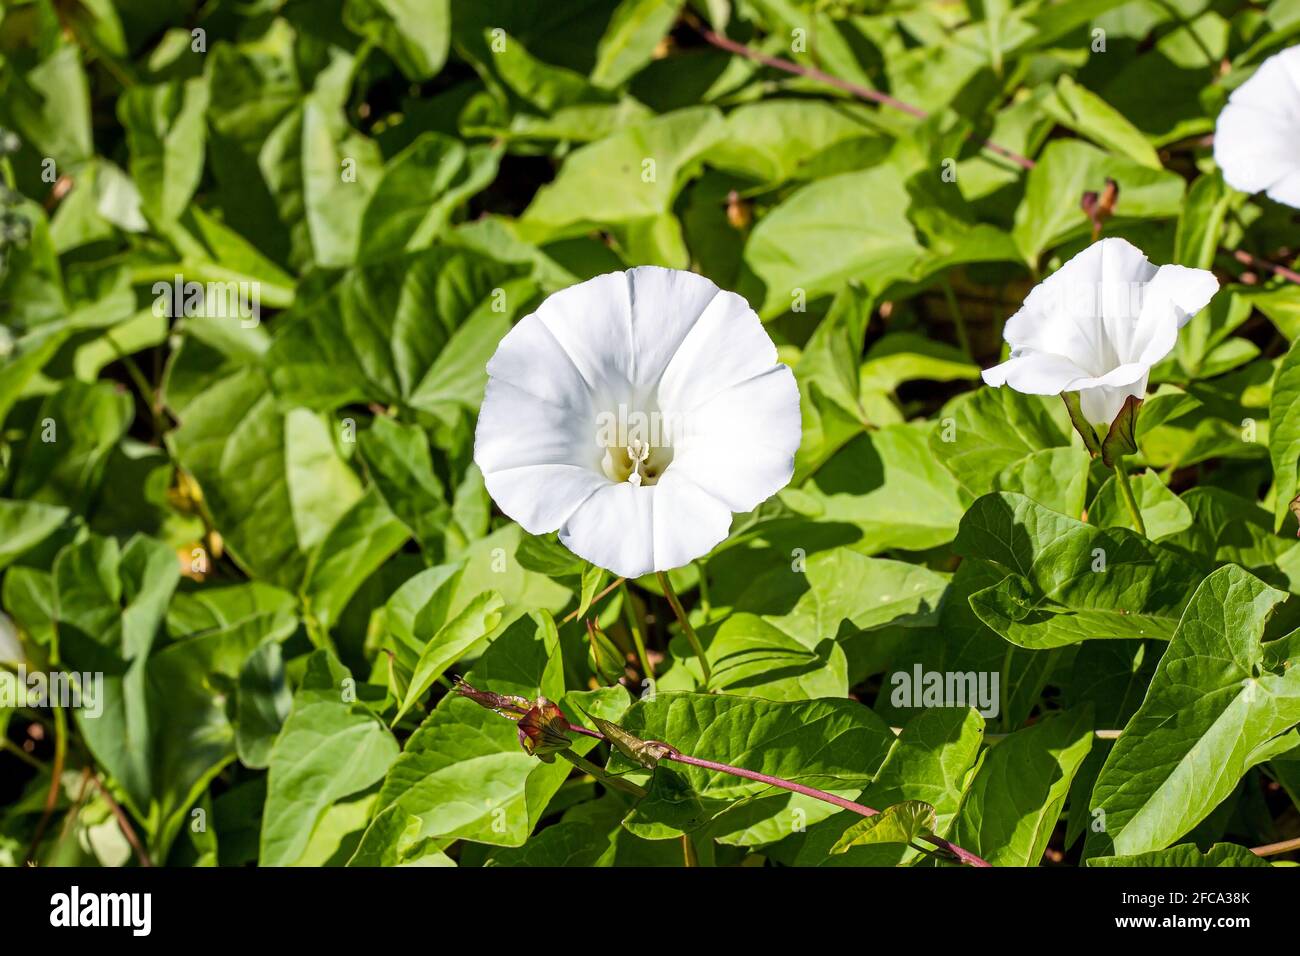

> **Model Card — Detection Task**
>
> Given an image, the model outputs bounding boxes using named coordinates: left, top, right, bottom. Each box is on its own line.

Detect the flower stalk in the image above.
left=657, top=571, right=712, bottom=685
left=1111, top=458, right=1147, bottom=537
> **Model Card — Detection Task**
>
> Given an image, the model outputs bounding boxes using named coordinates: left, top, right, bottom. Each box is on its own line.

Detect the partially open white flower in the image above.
left=1215, top=46, right=1300, bottom=208
left=982, top=238, right=1218, bottom=426
left=475, top=266, right=800, bottom=579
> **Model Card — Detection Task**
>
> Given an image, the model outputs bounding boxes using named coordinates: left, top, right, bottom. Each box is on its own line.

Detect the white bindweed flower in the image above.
left=1214, top=46, right=1300, bottom=208
left=475, top=266, right=801, bottom=579
left=982, top=238, right=1218, bottom=427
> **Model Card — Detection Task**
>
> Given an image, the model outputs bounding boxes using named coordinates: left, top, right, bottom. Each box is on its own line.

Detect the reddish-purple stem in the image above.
left=1234, top=249, right=1300, bottom=286
left=692, top=21, right=1036, bottom=172
left=460, top=686, right=991, bottom=867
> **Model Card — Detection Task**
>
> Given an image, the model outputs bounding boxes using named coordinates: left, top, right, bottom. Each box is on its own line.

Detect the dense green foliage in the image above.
left=3, top=0, right=1300, bottom=868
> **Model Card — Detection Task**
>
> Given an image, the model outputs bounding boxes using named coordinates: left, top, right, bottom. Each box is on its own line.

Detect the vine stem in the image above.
left=559, top=750, right=647, bottom=799
left=691, top=16, right=1300, bottom=291
left=687, top=15, right=1036, bottom=171
left=620, top=582, right=655, bottom=680
left=88, top=773, right=153, bottom=867
left=657, top=571, right=712, bottom=685
left=1233, top=249, right=1300, bottom=285
left=1112, top=459, right=1148, bottom=537
left=459, top=685, right=991, bottom=867
left=1251, top=835, right=1300, bottom=858
left=561, top=577, right=624, bottom=624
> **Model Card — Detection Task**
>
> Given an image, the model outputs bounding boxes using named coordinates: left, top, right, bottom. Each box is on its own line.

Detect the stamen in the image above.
left=626, top=440, right=649, bottom=486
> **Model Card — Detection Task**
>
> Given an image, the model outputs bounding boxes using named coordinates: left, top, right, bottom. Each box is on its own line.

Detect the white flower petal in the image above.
left=1214, top=47, right=1300, bottom=206
left=1003, top=239, right=1155, bottom=375
left=625, top=266, right=723, bottom=391
left=1127, top=263, right=1219, bottom=368
left=670, top=366, right=800, bottom=512
left=533, top=271, right=633, bottom=398
left=982, top=351, right=1093, bottom=394
left=485, top=313, right=593, bottom=410
left=474, top=378, right=596, bottom=474
left=482, top=464, right=607, bottom=535
left=1267, top=167, right=1300, bottom=208
left=559, top=483, right=655, bottom=579
left=1214, top=104, right=1300, bottom=195
left=1079, top=374, right=1147, bottom=428
left=651, top=473, right=733, bottom=570
left=1094, top=238, right=1159, bottom=365
left=657, top=289, right=777, bottom=413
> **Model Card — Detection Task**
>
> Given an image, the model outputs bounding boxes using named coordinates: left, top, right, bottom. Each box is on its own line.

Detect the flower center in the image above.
left=601, top=438, right=674, bottom=486
left=593, top=402, right=680, bottom=487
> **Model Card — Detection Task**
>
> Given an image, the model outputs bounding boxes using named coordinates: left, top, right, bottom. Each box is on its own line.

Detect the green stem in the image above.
left=941, top=279, right=972, bottom=359
left=1112, top=459, right=1147, bottom=537
left=681, top=834, right=698, bottom=867
left=620, top=583, right=655, bottom=681
left=657, top=571, right=711, bottom=686
left=559, top=750, right=647, bottom=798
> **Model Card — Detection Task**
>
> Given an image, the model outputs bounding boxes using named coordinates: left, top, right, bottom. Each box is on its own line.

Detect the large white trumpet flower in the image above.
left=475, top=267, right=801, bottom=578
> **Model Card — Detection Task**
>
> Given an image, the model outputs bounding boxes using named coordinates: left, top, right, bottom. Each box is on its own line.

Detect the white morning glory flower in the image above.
left=1214, top=45, right=1300, bottom=208
left=474, top=266, right=801, bottom=579
left=982, top=238, right=1218, bottom=426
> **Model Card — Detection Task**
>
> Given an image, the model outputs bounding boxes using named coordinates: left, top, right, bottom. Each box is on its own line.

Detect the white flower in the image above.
left=474, top=266, right=801, bottom=579
left=1214, top=45, right=1300, bottom=208
left=982, top=238, right=1218, bottom=426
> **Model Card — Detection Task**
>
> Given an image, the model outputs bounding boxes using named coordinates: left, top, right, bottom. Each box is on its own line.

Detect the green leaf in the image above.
left=14, top=381, right=133, bottom=509
left=1044, top=76, right=1161, bottom=169
left=350, top=615, right=621, bottom=862
left=1088, top=471, right=1192, bottom=540
left=344, top=0, right=450, bottom=80
left=1270, top=337, right=1300, bottom=531
left=358, top=416, right=450, bottom=559
left=797, top=707, right=985, bottom=866
left=1086, top=565, right=1300, bottom=858
left=393, top=590, right=505, bottom=724
left=235, top=641, right=292, bottom=770
left=994, top=446, right=1091, bottom=519
left=260, top=650, right=399, bottom=866
left=608, top=692, right=895, bottom=838
left=357, top=133, right=498, bottom=262
left=951, top=708, right=1094, bottom=866
left=266, top=248, right=533, bottom=416
left=1088, top=843, right=1271, bottom=868
left=932, top=387, right=1072, bottom=502
left=829, top=800, right=937, bottom=854
left=0, top=499, right=69, bottom=571
left=1012, top=140, right=1185, bottom=266
left=300, top=486, right=411, bottom=631
left=1174, top=172, right=1230, bottom=271
left=520, top=106, right=725, bottom=238
left=119, top=77, right=209, bottom=226
left=955, top=492, right=1202, bottom=648
left=590, top=0, right=681, bottom=89
left=168, top=372, right=370, bottom=588
left=741, top=164, right=925, bottom=318
left=784, top=423, right=966, bottom=553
